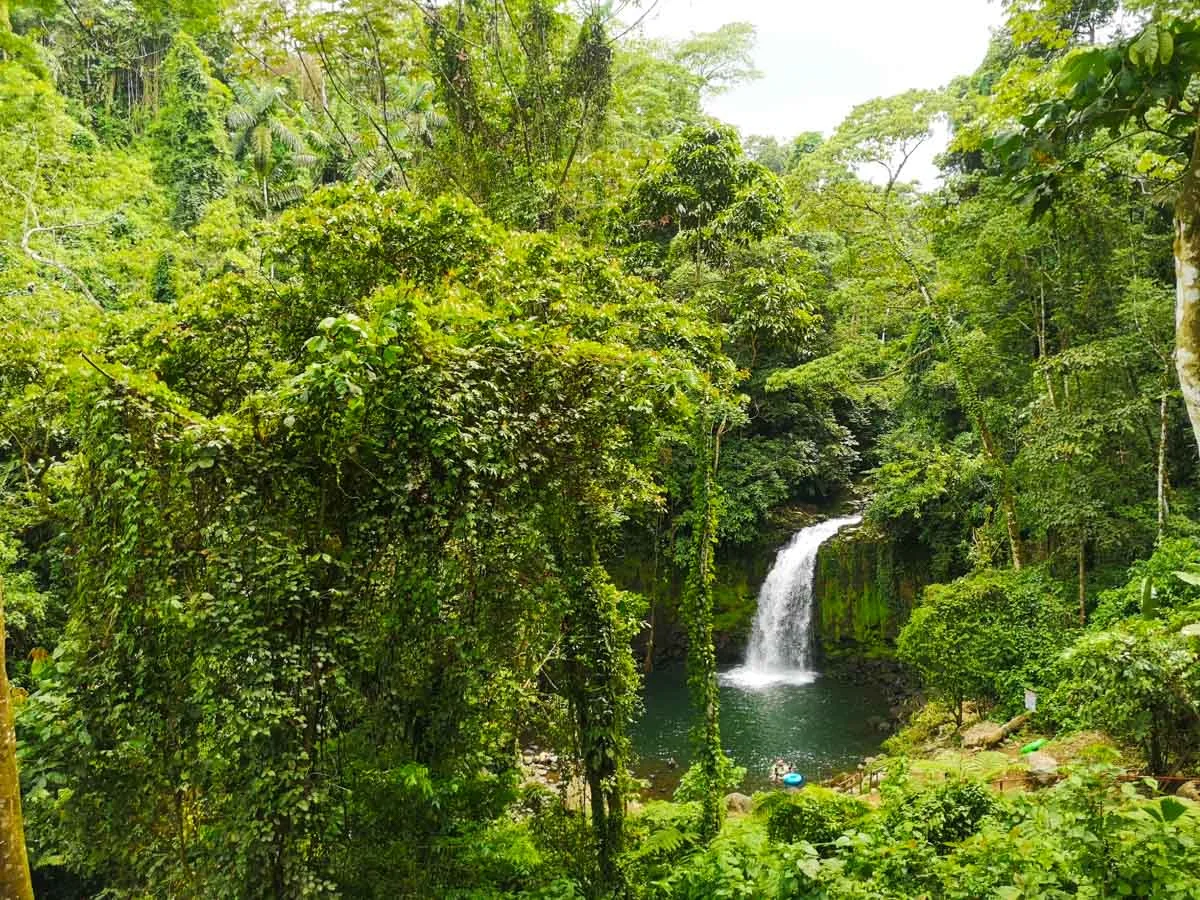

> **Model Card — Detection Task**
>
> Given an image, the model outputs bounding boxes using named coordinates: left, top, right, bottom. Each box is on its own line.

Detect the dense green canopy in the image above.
left=2, top=1, right=1200, bottom=897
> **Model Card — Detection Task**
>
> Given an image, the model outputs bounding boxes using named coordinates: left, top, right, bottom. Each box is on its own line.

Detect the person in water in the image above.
left=770, top=758, right=791, bottom=783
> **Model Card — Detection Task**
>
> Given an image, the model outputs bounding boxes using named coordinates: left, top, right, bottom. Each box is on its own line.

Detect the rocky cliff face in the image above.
left=621, top=515, right=927, bottom=670
left=618, top=535, right=779, bottom=669
left=812, top=528, right=923, bottom=662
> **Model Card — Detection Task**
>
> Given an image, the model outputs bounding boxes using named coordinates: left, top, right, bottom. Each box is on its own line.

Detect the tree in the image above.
left=235, top=0, right=444, bottom=191
left=150, top=32, right=230, bottom=227
left=11, top=183, right=725, bottom=896
left=421, top=0, right=614, bottom=227
left=898, top=568, right=1074, bottom=724
left=681, top=413, right=725, bottom=840
left=227, top=81, right=315, bottom=212
left=0, top=577, right=33, bottom=900
left=744, top=134, right=788, bottom=173
left=997, top=10, right=1200, bottom=458
left=672, top=22, right=762, bottom=96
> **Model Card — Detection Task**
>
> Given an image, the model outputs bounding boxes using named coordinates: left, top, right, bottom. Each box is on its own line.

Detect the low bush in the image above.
left=887, top=779, right=998, bottom=850
left=759, top=786, right=868, bottom=847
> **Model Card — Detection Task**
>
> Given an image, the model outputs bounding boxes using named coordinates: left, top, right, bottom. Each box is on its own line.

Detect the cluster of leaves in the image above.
left=758, top=786, right=868, bottom=848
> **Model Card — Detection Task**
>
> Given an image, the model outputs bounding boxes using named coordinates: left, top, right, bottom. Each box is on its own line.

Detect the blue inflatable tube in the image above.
left=782, top=772, right=805, bottom=787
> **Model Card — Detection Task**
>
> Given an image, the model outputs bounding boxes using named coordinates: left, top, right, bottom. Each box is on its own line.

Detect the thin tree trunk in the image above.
left=1174, top=127, right=1200, bottom=457
left=1039, top=281, right=1058, bottom=409
left=1158, top=392, right=1170, bottom=539
left=1077, top=541, right=1086, bottom=626
left=0, top=578, right=34, bottom=900
left=1149, top=709, right=1164, bottom=776
left=1001, top=488, right=1024, bottom=571
left=977, top=419, right=1023, bottom=570
left=643, top=606, right=655, bottom=674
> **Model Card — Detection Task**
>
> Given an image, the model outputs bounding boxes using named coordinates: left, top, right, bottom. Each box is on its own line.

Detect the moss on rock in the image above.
left=814, top=529, right=923, bottom=660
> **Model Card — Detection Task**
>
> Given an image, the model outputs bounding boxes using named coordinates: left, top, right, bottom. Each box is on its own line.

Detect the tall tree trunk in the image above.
left=0, top=578, right=34, bottom=900
left=683, top=418, right=724, bottom=841
left=1174, top=138, right=1200, bottom=457
left=1158, top=391, right=1170, bottom=539
left=1001, top=488, right=1024, bottom=571
left=564, top=544, right=627, bottom=895
left=977, top=418, right=1023, bottom=570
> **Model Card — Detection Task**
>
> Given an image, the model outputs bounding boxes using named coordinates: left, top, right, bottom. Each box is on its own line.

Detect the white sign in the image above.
left=1024, top=689, right=1038, bottom=712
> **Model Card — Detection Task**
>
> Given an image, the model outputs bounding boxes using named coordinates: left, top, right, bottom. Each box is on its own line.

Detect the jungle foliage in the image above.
left=1, top=0, right=1200, bottom=897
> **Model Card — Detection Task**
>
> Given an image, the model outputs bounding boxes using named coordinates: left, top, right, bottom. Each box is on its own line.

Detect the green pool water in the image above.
left=630, top=663, right=892, bottom=794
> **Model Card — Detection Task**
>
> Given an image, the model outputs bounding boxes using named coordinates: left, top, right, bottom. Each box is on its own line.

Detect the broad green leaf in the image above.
left=1160, top=797, right=1187, bottom=823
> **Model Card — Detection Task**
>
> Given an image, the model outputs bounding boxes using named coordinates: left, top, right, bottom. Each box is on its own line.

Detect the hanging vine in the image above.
left=681, top=411, right=726, bottom=840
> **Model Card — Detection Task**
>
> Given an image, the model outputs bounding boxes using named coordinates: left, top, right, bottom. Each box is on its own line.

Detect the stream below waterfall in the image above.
left=632, top=515, right=892, bottom=794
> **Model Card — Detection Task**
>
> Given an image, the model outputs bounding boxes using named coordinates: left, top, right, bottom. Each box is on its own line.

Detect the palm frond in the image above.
left=271, top=183, right=309, bottom=206
left=269, top=119, right=306, bottom=155
left=255, top=83, right=286, bottom=118
left=353, top=153, right=381, bottom=183
left=227, top=105, right=256, bottom=131
left=230, top=125, right=250, bottom=160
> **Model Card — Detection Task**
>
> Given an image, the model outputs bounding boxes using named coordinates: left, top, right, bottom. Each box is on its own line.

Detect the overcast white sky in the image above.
left=636, top=0, right=1005, bottom=182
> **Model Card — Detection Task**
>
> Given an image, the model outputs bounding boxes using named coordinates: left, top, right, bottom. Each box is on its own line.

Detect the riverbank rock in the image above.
left=725, top=792, right=753, bottom=815
left=1025, top=752, right=1058, bottom=786
left=1177, top=781, right=1200, bottom=802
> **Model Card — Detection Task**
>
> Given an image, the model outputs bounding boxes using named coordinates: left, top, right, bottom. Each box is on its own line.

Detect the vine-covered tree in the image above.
left=150, top=32, right=231, bottom=227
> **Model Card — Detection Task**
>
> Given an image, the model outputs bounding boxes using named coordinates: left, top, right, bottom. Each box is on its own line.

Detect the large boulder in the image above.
left=1177, top=781, right=1200, bottom=802
left=1025, top=752, right=1058, bottom=786
left=724, top=792, right=753, bottom=815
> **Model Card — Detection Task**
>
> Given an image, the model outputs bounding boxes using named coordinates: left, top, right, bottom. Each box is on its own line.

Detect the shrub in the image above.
left=887, top=779, right=997, bottom=851
left=673, top=750, right=746, bottom=803
left=898, top=567, right=1074, bottom=723
left=1091, top=538, right=1200, bottom=625
left=761, top=787, right=867, bottom=848
left=1051, top=619, right=1200, bottom=775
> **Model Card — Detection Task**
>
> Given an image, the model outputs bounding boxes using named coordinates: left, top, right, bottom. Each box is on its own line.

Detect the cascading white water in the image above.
left=724, top=515, right=862, bottom=689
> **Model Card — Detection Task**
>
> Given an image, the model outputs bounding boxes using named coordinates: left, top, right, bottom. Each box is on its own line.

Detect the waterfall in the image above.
left=724, top=515, right=862, bottom=689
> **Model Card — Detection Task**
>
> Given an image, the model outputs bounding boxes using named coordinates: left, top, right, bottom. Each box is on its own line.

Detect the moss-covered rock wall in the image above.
left=813, top=528, right=922, bottom=661
left=617, top=515, right=926, bottom=668
left=615, top=534, right=781, bottom=667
